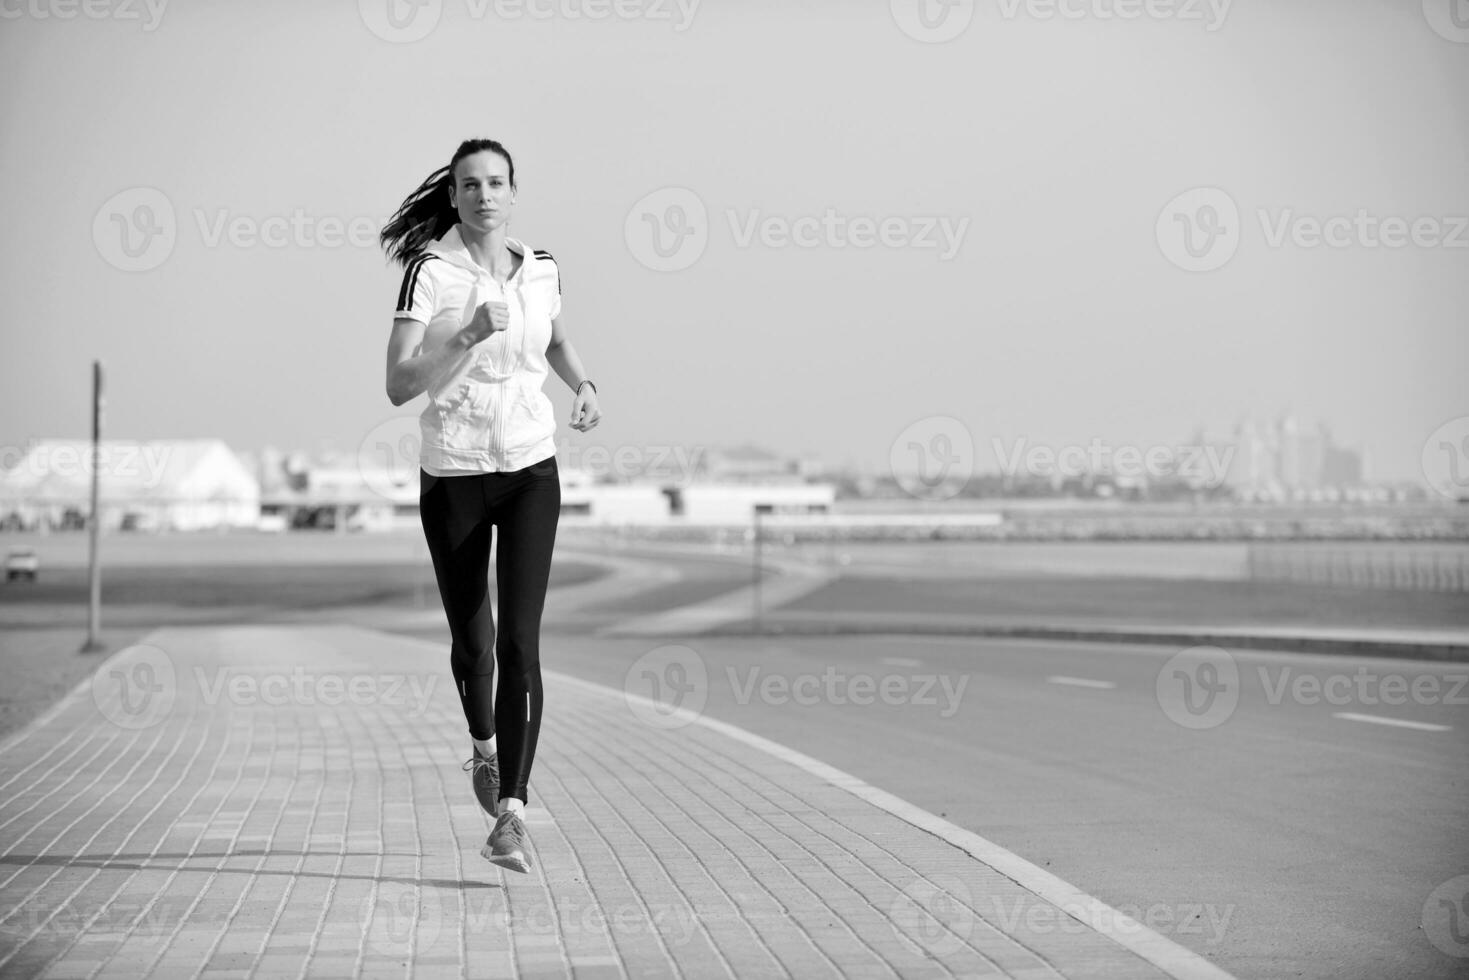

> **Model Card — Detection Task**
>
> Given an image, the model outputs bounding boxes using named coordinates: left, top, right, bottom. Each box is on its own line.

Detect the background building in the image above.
left=1209, top=413, right=1366, bottom=500
left=0, top=438, right=260, bottom=531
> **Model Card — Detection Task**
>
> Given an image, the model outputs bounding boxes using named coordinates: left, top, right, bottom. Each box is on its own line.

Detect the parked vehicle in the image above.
left=257, top=513, right=288, bottom=533
left=5, top=548, right=39, bottom=582
left=120, top=512, right=161, bottom=532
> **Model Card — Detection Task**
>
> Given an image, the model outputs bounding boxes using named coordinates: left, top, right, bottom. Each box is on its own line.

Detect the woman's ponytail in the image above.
left=379, top=139, right=517, bottom=269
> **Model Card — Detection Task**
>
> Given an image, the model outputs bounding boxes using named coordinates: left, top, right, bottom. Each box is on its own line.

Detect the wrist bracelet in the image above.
left=576, top=379, right=597, bottom=395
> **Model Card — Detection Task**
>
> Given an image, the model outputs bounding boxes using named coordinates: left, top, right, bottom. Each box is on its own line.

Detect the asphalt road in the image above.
left=511, top=546, right=1469, bottom=980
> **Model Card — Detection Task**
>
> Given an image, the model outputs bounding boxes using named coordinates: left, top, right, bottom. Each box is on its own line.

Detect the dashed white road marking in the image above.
left=880, top=657, right=922, bottom=668
left=1332, top=712, right=1451, bottom=733
left=1047, top=676, right=1116, bottom=690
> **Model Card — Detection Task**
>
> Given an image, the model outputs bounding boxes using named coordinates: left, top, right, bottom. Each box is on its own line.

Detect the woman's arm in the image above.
left=545, top=315, right=590, bottom=392
left=385, top=317, right=473, bottom=407
left=546, top=314, right=601, bottom=432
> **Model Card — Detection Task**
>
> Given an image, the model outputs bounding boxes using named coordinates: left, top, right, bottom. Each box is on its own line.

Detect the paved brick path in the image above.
left=0, top=623, right=1204, bottom=979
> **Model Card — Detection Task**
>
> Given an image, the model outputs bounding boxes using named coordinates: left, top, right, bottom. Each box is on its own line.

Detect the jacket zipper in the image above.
left=499, top=282, right=506, bottom=466
left=489, top=277, right=512, bottom=467
left=476, top=262, right=527, bottom=469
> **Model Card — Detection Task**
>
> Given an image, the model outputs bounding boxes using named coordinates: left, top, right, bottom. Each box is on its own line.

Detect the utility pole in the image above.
left=81, top=360, right=105, bottom=652
left=751, top=505, right=762, bottom=633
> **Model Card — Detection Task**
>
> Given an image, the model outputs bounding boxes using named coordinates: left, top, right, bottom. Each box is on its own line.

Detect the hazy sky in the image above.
left=2, top=0, right=1465, bottom=484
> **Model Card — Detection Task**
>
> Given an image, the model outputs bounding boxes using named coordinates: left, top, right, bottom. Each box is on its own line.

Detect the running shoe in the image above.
left=461, top=745, right=499, bottom=818
left=483, top=809, right=533, bottom=874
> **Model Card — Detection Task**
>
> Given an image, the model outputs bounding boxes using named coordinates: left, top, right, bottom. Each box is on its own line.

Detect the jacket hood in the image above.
left=424, top=223, right=530, bottom=277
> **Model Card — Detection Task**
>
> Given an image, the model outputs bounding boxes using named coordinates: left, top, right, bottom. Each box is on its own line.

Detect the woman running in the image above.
left=379, top=138, right=601, bottom=873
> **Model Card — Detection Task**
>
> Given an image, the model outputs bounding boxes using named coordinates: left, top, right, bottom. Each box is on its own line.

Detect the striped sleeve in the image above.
left=534, top=249, right=561, bottom=319
left=394, top=254, right=438, bottom=324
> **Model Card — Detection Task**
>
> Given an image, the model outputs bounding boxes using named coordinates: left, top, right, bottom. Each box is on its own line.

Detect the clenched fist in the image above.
left=461, top=300, right=510, bottom=346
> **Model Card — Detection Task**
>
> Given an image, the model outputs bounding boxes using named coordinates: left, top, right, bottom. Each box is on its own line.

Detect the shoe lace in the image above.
left=496, top=811, right=526, bottom=848
left=462, top=755, right=497, bottom=776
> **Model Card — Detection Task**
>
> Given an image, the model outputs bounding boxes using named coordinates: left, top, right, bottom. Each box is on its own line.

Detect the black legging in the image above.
left=419, top=454, right=560, bottom=805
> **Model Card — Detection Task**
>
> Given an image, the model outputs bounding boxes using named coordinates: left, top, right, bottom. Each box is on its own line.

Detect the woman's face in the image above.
left=450, top=150, right=514, bottom=234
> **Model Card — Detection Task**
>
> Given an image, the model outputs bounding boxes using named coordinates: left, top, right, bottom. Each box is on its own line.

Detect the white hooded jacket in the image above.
left=395, top=224, right=562, bottom=474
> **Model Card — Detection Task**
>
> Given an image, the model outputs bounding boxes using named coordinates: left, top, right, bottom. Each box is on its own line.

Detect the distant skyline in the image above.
left=2, top=0, right=1465, bottom=487
left=0, top=408, right=1387, bottom=491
